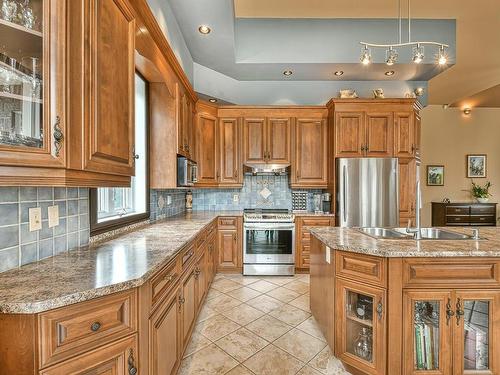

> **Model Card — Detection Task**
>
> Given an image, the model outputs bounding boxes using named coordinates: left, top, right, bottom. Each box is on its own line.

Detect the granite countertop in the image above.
left=0, top=211, right=242, bottom=314
left=310, top=226, right=500, bottom=258
left=293, top=211, right=335, bottom=217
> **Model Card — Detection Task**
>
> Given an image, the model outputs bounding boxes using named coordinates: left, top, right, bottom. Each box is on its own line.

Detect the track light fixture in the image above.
left=358, top=0, right=449, bottom=66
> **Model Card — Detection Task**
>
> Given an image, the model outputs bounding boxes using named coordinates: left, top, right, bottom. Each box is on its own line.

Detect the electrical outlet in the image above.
left=48, top=205, right=60, bottom=228
left=167, top=195, right=172, bottom=205
left=233, top=194, right=239, bottom=203
left=29, top=207, right=42, bottom=232
left=325, top=246, right=331, bottom=264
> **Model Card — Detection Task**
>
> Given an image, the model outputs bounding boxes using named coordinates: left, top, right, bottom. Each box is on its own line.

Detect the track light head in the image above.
left=385, top=48, right=398, bottom=66
left=360, top=46, right=372, bottom=65
left=412, top=44, right=425, bottom=64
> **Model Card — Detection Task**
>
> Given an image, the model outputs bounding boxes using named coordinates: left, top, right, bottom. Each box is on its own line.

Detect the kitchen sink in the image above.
left=357, top=227, right=480, bottom=240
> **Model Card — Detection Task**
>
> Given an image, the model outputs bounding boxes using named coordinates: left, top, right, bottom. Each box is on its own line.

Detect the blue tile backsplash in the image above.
left=0, top=187, right=90, bottom=273
left=191, top=175, right=322, bottom=211
left=150, top=189, right=187, bottom=221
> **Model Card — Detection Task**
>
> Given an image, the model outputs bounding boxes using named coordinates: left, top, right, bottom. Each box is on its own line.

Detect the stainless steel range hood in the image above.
left=243, top=163, right=290, bottom=175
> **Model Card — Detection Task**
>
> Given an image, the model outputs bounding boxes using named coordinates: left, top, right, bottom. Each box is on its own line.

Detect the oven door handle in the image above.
left=244, top=223, right=295, bottom=230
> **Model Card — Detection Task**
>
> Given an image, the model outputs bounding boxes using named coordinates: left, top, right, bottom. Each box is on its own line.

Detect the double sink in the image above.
left=357, top=227, right=480, bottom=240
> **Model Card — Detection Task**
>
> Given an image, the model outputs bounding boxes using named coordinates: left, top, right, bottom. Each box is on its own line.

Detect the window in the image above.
left=90, top=72, right=149, bottom=235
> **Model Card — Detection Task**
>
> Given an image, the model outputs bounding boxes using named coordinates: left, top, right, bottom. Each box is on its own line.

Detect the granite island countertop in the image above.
left=0, top=211, right=242, bottom=314
left=310, top=226, right=500, bottom=258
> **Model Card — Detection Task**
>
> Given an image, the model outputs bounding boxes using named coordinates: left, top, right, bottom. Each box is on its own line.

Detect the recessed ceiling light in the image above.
left=209, top=98, right=217, bottom=103
left=198, top=25, right=211, bottom=34
left=463, top=107, right=472, bottom=115
left=283, top=70, right=293, bottom=76
left=334, top=71, right=344, bottom=76
left=414, top=87, right=425, bottom=97
left=385, top=71, right=395, bottom=76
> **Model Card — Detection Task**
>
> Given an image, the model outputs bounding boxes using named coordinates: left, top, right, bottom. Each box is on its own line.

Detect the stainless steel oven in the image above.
left=243, top=209, right=295, bottom=276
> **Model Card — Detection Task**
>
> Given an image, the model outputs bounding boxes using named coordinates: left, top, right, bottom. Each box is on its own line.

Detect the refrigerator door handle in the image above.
left=343, top=165, right=347, bottom=224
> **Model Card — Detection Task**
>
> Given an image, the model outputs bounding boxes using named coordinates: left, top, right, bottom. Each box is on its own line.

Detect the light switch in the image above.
left=233, top=194, right=239, bottom=203
left=325, top=246, right=331, bottom=264
left=29, top=207, right=42, bottom=232
left=167, top=195, right=172, bottom=205
left=48, top=205, right=60, bottom=228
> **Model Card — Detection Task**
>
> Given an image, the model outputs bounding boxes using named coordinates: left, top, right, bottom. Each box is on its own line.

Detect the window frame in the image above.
left=90, top=71, right=150, bottom=236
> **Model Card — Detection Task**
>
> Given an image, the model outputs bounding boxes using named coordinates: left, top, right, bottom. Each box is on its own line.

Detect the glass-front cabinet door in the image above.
left=453, top=291, right=500, bottom=375
left=403, top=291, right=453, bottom=375
left=0, top=0, right=65, bottom=167
left=335, top=279, right=386, bottom=375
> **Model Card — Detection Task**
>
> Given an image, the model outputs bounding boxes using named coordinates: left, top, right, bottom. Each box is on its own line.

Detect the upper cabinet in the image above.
left=0, top=0, right=66, bottom=169
left=219, top=118, right=241, bottom=186
left=291, top=118, right=328, bottom=188
left=330, top=99, right=421, bottom=159
left=178, top=89, right=195, bottom=160
left=243, top=117, right=291, bottom=165
left=195, top=105, right=218, bottom=186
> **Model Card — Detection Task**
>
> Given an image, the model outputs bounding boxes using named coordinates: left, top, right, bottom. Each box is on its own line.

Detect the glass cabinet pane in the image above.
left=345, top=290, right=374, bottom=362
left=464, top=300, right=489, bottom=371
left=0, top=0, right=44, bottom=149
left=414, top=301, right=440, bottom=371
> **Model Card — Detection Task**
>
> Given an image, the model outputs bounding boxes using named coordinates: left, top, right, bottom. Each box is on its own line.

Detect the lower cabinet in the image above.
left=181, top=265, right=197, bottom=349
left=403, top=289, right=500, bottom=375
left=335, top=278, right=386, bottom=375
left=195, top=248, right=208, bottom=310
left=39, top=335, right=138, bottom=375
left=296, top=216, right=334, bottom=270
left=149, top=289, right=181, bottom=375
left=217, top=217, right=242, bottom=272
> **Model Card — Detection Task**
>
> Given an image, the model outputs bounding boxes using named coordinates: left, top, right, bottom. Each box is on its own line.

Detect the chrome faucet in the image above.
left=406, top=153, right=422, bottom=240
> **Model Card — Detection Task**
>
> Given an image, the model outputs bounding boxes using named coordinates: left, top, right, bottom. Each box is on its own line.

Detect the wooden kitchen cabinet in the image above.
left=334, top=112, right=365, bottom=158
left=394, top=112, right=416, bottom=158
left=295, top=216, right=334, bottom=270
left=180, top=264, right=197, bottom=349
left=39, top=335, right=138, bottom=375
left=335, top=278, right=386, bottom=375
left=219, top=117, right=242, bottom=186
left=149, top=289, right=181, bottom=375
left=243, top=117, right=267, bottom=163
left=217, top=216, right=242, bottom=272
left=399, top=158, right=416, bottom=226
left=365, top=112, right=393, bottom=157
left=195, top=111, right=218, bottom=186
left=291, top=118, right=328, bottom=188
left=178, top=90, right=195, bottom=159
left=195, top=248, right=208, bottom=310
left=267, top=118, right=291, bottom=164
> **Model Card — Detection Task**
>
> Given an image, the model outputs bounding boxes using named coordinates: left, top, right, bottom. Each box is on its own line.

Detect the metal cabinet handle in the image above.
left=296, top=170, right=300, bottom=178
left=376, top=300, right=383, bottom=320
left=90, top=321, right=101, bottom=332
left=235, top=169, right=238, bottom=178
left=164, top=273, right=176, bottom=282
left=456, top=298, right=464, bottom=325
left=128, top=349, right=137, bottom=375
left=233, top=234, right=237, bottom=243
left=53, top=116, right=63, bottom=157
left=446, top=298, right=455, bottom=326
left=179, top=295, right=185, bottom=305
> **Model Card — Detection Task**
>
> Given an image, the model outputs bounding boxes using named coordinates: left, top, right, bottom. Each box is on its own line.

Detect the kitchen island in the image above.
left=309, top=226, right=500, bottom=375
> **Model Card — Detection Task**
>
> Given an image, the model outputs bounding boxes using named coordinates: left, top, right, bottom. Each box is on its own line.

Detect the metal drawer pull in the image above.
left=456, top=298, right=464, bottom=325
left=446, top=298, right=455, bottom=326
left=90, top=321, right=101, bottom=332
left=128, top=349, right=137, bottom=375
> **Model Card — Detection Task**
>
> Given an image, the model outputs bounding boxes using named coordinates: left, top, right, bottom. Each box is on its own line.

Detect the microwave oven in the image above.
left=177, top=156, right=198, bottom=187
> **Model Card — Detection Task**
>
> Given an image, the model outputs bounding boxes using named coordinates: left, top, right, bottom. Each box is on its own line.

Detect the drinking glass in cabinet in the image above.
left=414, top=301, right=440, bottom=371
left=346, top=291, right=374, bottom=362
left=463, top=300, right=489, bottom=371
left=0, top=0, right=43, bottom=149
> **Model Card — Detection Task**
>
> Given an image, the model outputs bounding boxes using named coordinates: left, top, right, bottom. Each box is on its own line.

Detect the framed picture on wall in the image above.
left=427, top=165, right=445, bottom=186
left=467, top=154, right=487, bottom=178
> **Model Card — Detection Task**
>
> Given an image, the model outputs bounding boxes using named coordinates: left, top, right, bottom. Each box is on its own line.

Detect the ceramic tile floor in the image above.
left=179, top=273, right=352, bottom=375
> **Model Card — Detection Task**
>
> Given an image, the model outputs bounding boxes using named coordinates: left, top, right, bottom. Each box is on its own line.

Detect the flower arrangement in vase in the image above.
left=471, top=180, right=492, bottom=203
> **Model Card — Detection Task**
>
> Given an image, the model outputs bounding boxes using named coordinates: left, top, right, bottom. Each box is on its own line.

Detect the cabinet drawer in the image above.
left=181, top=242, right=196, bottom=271
left=301, top=217, right=332, bottom=227
left=403, top=259, right=500, bottom=287
left=301, top=231, right=311, bottom=241
left=446, top=215, right=470, bottom=224
left=335, top=251, right=387, bottom=288
left=471, top=205, right=496, bottom=215
left=150, top=258, right=181, bottom=310
left=39, top=290, right=137, bottom=368
left=445, top=206, right=470, bottom=215
left=470, top=215, right=496, bottom=225
left=218, top=216, right=239, bottom=229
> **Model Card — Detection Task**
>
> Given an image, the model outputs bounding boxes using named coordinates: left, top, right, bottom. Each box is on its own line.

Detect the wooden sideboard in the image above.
left=432, top=202, right=497, bottom=227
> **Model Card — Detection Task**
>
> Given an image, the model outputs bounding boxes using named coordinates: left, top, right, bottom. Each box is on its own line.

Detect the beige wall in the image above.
left=420, top=106, right=500, bottom=226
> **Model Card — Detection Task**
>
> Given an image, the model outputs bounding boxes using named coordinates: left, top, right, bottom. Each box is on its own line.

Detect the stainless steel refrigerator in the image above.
left=337, top=158, right=399, bottom=228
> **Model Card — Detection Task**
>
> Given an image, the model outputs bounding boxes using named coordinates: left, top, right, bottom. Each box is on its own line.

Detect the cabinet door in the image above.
left=399, top=159, right=416, bottom=226
left=335, top=278, right=386, bottom=375
left=39, top=335, right=138, bottom=375
left=243, top=118, right=266, bottom=163
left=187, top=98, right=196, bottom=160
left=84, top=0, right=135, bottom=176
left=296, top=217, right=333, bottom=270
left=219, top=118, right=241, bottom=185
left=178, top=91, right=187, bottom=156
left=195, top=113, right=218, bottom=186
left=394, top=112, right=416, bottom=157
left=365, top=112, right=394, bottom=157
left=181, top=267, right=197, bottom=349
left=218, top=230, right=239, bottom=270
left=403, top=291, right=453, bottom=375
left=453, top=290, right=500, bottom=375
left=335, top=112, right=365, bottom=158
left=150, top=290, right=181, bottom=375
left=0, top=0, right=66, bottom=169
left=195, top=249, right=207, bottom=310
left=267, top=118, right=291, bottom=164
left=414, top=113, right=421, bottom=154
left=293, top=119, right=327, bottom=187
